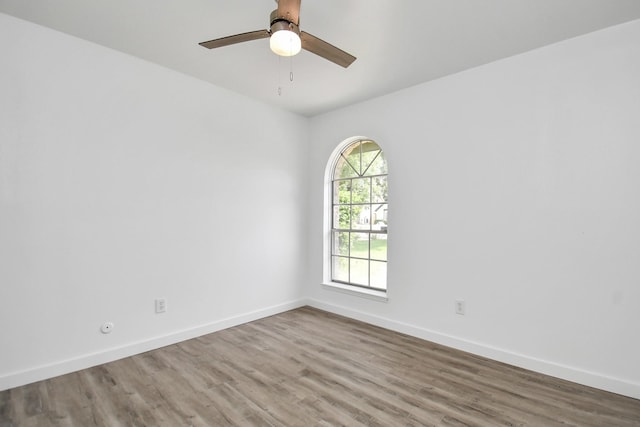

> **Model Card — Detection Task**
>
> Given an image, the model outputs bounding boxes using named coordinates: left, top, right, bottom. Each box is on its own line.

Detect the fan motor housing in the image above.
left=270, top=9, right=300, bottom=35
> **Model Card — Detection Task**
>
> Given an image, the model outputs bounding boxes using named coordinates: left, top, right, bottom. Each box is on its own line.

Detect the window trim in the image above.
left=322, top=136, right=388, bottom=300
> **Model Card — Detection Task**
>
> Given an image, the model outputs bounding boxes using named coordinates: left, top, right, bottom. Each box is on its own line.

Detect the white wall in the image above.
left=2, top=11, right=639, bottom=401
left=307, top=20, right=640, bottom=398
left=0, top=13, right=308, bottom=390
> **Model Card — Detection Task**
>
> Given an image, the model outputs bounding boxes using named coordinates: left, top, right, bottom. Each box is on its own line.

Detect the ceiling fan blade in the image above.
left=199, top=30, right=270, bottom=49
left=300, top=31, right=356, bottom=68
left=276, top=0, right=301, bottom=25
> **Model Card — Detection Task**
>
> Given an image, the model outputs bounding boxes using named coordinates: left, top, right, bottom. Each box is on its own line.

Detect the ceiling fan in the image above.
left=199, top=0, right=356, bottom=68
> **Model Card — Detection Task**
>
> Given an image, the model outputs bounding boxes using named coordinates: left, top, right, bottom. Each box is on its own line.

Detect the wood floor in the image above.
left=1, top=307, right=639, bottom=426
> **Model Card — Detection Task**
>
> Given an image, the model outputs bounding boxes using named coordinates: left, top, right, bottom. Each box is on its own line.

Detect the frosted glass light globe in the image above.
left=270, top=30, right=302, bottom=57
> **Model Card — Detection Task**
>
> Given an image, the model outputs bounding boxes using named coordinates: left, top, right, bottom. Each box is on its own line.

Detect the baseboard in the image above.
left=5, top=298, right=638, bottom=400
left=0, top=299, right=306, bottom=391
left=306, top=298, right=640, bottom=400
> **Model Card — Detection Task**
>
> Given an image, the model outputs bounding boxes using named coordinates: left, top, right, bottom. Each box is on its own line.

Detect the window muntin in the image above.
left=331, top=140, right=387, bottom=291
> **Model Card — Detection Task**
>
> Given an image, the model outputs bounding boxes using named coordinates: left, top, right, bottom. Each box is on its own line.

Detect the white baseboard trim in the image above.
left=306, top=298, right=640, bottom=400
left=0, top=299, right=306, bottom=392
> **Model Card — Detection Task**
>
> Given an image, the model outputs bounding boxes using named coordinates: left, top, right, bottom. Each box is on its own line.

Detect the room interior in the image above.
left=1, top=0, right=639, bottom=415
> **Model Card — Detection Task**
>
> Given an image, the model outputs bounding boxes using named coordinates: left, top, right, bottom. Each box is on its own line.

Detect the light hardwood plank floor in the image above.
left=1, top=306, right=639, bottom=426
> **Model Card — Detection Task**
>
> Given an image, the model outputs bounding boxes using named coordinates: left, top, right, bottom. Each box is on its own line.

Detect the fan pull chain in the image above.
left=277, top=55, right=282, bottom=96
left=276, top=56, right=295, bottom=96
left=290, top=56, right=294, bottom=82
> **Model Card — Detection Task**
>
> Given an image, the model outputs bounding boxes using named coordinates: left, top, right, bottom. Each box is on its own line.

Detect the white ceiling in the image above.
left=2, top=0, right=640, bottom=117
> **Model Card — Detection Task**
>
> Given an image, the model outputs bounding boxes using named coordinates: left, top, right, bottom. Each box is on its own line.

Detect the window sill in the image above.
left=321, top=282, right=388, bottom=302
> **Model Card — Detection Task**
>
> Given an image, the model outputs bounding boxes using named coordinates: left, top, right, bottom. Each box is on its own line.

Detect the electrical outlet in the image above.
left=155, top=298, right=167, bottom=314
left=455, top=300, right=465, bottom=315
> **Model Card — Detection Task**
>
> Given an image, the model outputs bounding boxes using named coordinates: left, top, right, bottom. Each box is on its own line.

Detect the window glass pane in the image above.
left=335, top=155, right=358, bottom=179
left=370, top=261, right=387, bottom=290
left=332, top=232, right=350, bottom=256
left=360, top=140, right=380, bottom=154
left=351, top=177, right=370, bottom=204
left=350, top=233, right=369, bottom=259
left=362, top=151, right=380, bottom=175
left=350, top=258, right=368, bottom=286
left=343, top=143, right=363, bottom=176
left=371, top=203, right=388, bottom=230
left=333, top=206, right=351, bottom=229
left=372, top=176, right=387, bottom=203
left=370, top=235, right=387, bottom=261
left=365, top=150, right=387, bottom=176
left=332, top=256, right=349, bottom=282
left=351, top=205, right=370, bottom=230
left=333, top=180, right=351, bottom=204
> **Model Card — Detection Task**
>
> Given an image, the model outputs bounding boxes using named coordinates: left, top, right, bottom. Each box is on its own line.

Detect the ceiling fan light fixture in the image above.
left=270, top=28, right=301, bottom=57
left=199, top=1, right=356, bottom=68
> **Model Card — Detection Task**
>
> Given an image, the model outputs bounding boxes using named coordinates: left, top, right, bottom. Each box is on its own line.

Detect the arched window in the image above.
left=328, top=138, right=388, bottom=291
